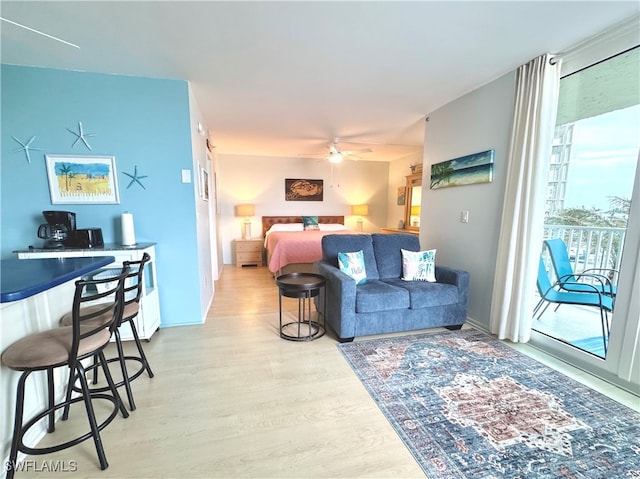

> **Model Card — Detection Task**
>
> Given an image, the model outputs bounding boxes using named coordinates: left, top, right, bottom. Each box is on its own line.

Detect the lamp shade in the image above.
left=351, top=204, right=369, bottom=216
left=410, top=205, right=421, bottom=216
left=235, top=204, right=255, bottom=217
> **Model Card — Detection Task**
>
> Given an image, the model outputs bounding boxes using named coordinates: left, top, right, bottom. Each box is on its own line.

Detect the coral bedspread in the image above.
left=265, top=230, right=351, bottom=273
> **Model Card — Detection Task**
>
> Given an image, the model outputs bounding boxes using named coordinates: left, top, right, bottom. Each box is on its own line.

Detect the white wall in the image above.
left=187, top=85, right=215, bottom=321
left=217, top=154, right=389, bottom=264
left=208, top=145, right=225, bottom=278
left=421, top=72, right=516, bottom=329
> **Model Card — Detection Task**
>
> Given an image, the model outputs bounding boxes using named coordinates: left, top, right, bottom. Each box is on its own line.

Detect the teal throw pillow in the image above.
left=401, top=248, right=436, bottom=282
left=338, top=250, right=367, bottom=285
left=302, top=215, right=319, bottom=230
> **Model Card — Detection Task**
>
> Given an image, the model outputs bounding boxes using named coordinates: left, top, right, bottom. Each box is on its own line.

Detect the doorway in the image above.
left=533, top=47, right=639, bottom=360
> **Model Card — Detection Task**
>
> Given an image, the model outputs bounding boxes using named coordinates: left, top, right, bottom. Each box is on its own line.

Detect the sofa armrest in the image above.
left=313, top=261, right=358, bottom=339
left=436, top=265, right=470, bottom=304
left=314, top=261, right=357, bottom=307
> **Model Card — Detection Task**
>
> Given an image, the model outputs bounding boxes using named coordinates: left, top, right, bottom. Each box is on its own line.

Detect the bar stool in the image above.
left=60, top=253, right=154, bottom=412
left=2, top=265, right=130, bottom=479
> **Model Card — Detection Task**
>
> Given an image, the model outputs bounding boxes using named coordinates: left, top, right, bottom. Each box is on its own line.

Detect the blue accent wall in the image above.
left=1, top=65, right=202, bottom=327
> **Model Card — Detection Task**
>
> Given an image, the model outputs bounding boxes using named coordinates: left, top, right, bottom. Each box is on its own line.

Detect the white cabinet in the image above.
left=15, top=243, right=161, bottom=341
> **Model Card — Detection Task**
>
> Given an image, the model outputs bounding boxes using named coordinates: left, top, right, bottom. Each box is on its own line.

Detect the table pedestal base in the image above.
left=276, top=273, right=326, bottom=342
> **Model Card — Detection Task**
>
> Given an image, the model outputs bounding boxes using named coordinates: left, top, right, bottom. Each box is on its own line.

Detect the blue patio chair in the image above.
left=534, top=257, right=612, bottom=355
left=544, top=238, right=617, bottom=298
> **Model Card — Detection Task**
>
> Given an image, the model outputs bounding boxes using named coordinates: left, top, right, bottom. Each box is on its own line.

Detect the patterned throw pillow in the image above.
left=338, top=250, right=367, bottom=285
left=401, top=249, right=436, bottom=282
left=302, top=215, right=319, bottom=230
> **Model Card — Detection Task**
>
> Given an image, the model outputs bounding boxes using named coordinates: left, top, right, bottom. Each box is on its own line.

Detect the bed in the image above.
left=262, top=216, right=351, bottom=274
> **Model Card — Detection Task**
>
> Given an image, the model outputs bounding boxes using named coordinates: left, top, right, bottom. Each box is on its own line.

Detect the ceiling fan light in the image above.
left=328, top=152, right=343, bottom=163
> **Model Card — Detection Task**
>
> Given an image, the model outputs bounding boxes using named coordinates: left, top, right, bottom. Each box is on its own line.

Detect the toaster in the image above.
left=71, top=228, right=104, bottom=248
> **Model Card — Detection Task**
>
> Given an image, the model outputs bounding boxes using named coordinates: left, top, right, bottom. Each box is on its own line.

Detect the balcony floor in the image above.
left=532, top=300, right=609, bottom=358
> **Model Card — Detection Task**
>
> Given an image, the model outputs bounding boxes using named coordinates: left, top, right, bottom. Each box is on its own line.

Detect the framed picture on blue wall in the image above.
left=199, top=165, right=209, bottom=201
left=45, top=154, right=120, bottom=204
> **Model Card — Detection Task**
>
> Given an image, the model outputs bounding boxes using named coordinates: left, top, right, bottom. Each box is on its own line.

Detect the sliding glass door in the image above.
left=531, top=37, right=639, bottom=390
left=534, top=46, right=639, bottom=357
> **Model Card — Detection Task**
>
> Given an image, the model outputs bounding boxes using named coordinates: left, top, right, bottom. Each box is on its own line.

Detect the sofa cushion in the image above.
left=371, top=233, right=420, bottom=279
left=384, top=278, right=459, bottom=309
left=355, top=281, right=410, bottom=313
left=401, top=249, right=436, bottom=282
left=322, top=234, right=380, bottom=280
left=338, top=250, right=367, bottom=285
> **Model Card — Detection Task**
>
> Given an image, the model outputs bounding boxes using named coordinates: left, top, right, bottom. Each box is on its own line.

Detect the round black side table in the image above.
left=275, top=272, right=326, bottom=341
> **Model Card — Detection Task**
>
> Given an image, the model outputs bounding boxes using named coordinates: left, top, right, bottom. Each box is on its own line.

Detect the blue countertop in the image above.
left=13, top=242, right=155, bottom=254
left=1, top=256, right=115, bottom=303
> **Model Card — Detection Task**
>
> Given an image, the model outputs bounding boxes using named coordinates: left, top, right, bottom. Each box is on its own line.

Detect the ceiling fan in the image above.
left=300, top=138, right=373, bottom=163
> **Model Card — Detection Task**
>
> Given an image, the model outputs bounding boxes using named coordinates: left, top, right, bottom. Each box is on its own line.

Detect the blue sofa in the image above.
left=313, top=233, right=469, bottom=342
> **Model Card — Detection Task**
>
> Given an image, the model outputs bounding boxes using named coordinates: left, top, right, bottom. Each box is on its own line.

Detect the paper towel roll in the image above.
left=121, top=212, right=136, bottom=246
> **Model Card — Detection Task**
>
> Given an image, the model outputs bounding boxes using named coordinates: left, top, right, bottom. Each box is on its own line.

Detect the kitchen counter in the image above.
left=1, top=254, right=116, bottom=466
left=14, top=242, right=156, bottom=254
left=13, top=245, right=161, bottom=341
left=1, top=256, right=115, bottom=303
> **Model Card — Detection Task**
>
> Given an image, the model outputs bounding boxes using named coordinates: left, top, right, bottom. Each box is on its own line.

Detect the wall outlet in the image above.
left=181, top=169, right=191, bottom=183
left=461, top=210, right=469, bottom=223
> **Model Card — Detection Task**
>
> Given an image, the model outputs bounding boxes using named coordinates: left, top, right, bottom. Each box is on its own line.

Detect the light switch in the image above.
left=461, top=210, right=469, bottom=223
left=181, top=169, right=192, bottom=183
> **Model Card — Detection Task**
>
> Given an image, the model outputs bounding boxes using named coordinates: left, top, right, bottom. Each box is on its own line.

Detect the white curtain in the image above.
left=490, top=54, right=561, bottom=342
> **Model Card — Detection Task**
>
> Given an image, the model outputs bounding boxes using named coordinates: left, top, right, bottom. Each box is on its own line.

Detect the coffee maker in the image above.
left=37, top=211, right=76, bottom=249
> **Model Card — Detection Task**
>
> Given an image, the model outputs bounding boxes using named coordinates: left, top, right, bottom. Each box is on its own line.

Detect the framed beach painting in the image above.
left=430, top=149, right=494, bottom=190
left=45, top=154, right=120, bottom=204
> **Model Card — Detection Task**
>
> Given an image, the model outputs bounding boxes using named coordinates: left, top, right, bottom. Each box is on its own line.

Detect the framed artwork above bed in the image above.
left=285, top=179, right=323, bottom=201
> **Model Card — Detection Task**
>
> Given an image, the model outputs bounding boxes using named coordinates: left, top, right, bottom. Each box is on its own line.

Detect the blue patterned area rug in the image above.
left=338, top=329, right=640, bottom=478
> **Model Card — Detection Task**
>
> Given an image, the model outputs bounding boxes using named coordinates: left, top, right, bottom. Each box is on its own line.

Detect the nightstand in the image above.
left=234, top=238, right=263, bottom=267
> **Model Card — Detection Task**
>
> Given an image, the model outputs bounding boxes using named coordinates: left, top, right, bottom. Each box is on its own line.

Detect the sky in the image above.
left=564, top=105, right=639, bottom=212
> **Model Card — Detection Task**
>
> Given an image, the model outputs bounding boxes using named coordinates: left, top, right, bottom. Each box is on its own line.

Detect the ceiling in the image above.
left=1, top=1, right=638, bottom=161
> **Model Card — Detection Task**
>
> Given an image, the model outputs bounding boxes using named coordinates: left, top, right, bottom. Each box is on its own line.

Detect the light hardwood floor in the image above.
left=14, top=265, right=639, bottom=479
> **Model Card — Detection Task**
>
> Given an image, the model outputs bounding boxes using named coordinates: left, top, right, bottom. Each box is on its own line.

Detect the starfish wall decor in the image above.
left=66, top=121, right=96, bottom=150
left=12, top=135, right=42, bottom=163
left=123, top=165, right=148, bottom=189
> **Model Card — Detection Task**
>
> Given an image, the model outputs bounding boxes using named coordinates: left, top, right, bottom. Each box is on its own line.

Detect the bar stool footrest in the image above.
left=18, top=393, right=120, bottom=456
left=77, top=356, right=149, bottom=395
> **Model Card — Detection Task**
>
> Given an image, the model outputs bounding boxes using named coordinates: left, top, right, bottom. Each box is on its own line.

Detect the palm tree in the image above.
left=430, top=162, right=455, bottom=188
left=56, top=163, right=74, bottom=192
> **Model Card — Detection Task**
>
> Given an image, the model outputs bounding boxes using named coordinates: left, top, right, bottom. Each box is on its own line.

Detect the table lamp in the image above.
left=235, top=204, right=255, bottom=239
left=351, top=204, right=369, bottom=232
left=410, top=205, right=421, bottom=227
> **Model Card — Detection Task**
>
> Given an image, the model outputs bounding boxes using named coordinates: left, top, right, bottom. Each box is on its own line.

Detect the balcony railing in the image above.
left=543, top=225, right=626, bottom=275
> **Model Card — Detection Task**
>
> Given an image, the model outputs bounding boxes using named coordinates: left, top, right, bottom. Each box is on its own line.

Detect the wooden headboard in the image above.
left=262, top=216, right=345, bottom=238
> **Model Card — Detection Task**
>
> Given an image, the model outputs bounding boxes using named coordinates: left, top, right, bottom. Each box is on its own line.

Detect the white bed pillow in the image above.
left=266, top=223, right=304, bottom=234
left=264, top=223, right=305, bottom=245
left=318, top=223, right=348, bottom=231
